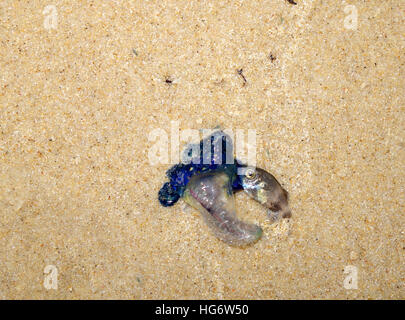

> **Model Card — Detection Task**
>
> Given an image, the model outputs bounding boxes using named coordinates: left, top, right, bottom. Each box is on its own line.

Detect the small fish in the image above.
left=240, top=167, right=291, bottom=223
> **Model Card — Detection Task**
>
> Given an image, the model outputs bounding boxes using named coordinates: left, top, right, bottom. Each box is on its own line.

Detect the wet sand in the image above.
left=0, top=0, right=403, bottom=299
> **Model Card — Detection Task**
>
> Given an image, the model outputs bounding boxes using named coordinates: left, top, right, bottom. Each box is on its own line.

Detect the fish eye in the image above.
left=245, top=168, right=256, bottom=179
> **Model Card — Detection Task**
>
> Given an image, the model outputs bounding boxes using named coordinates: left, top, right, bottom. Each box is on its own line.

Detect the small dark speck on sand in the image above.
left=269, top=53, right=276, bottom=62
left=165, top=78, right=173, bottom=84
left=237, top=68, right=247, bottom=86
left=132, top=49, right=138, bottom=56
left=286, top=0, right=297, bottom=4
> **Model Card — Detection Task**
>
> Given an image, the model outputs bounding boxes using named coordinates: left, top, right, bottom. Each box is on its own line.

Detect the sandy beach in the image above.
left=0, top=0, right=403, bottom=299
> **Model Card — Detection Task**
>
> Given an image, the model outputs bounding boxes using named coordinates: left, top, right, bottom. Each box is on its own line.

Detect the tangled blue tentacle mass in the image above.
left=158, top=131, right=244, bottom=207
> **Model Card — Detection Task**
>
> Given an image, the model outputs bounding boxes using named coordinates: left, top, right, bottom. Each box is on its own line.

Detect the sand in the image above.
left=0, top=0, right=403, bottom=299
